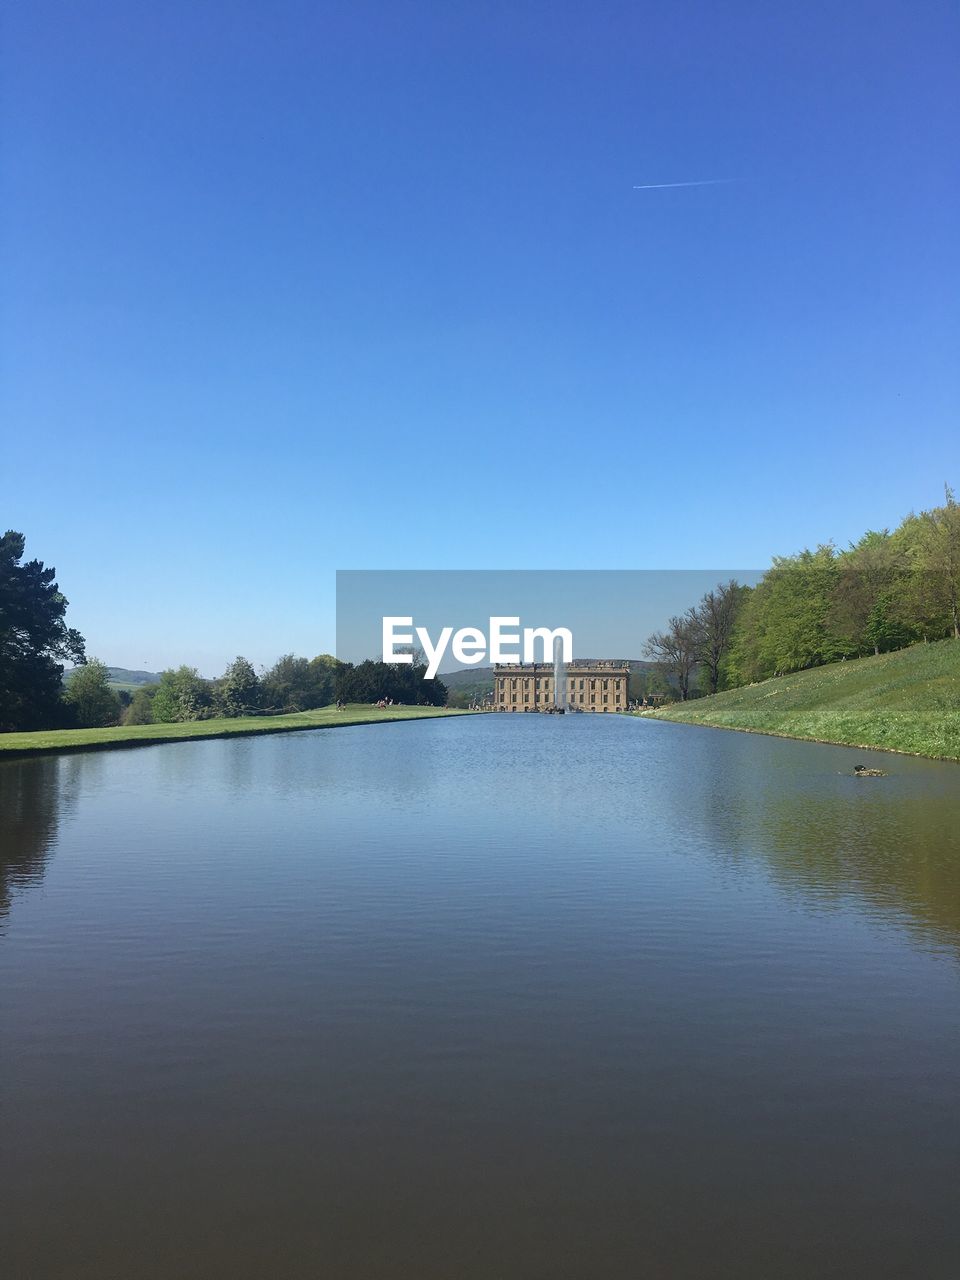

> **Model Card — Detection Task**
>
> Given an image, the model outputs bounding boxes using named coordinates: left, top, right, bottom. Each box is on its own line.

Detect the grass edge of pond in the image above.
left=0, top=705, right=474, bottom=759
left=645, top=639, right=960, bottom=762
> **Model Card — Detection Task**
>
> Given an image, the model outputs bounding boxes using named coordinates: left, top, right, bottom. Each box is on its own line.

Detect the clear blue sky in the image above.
left=3, top=1, right=957, bottom=672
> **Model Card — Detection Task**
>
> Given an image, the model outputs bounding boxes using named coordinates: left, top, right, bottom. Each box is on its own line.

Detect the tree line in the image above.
left=117, top=654, right=447, bottom=726
left=117, top=654, right=341, bottom=726
left=645, top=486, right=960, bottom=699
left=29, top=654, right=342, bottom=730
left=0, top=527, right=451, bottom=731
left=4, top=487, right=956, bottom=728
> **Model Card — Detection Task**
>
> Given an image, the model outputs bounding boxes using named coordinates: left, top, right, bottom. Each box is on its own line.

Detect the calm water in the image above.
left=2, top=715, right=959, bottom=1279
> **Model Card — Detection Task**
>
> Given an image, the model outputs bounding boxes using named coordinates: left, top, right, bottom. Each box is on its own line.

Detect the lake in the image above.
left=2, top=714, right=958, bottom=1278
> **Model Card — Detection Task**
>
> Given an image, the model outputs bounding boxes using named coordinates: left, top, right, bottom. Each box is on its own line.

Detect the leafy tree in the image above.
left=262, top=654, right=309, bottom=710
left=261, top=653, right=339, bottom=710
left=893, top=514, right=948, bottom=642
left=657, top=484, right=958, bottom=698
left=909, top=486, right=960, bottom=640
left=152, top=666, right=211, bottom=723
left=123, top=686, right=156, bottom=725
left=308, top=654, right=338, bottom=707
left=215, top=656, right=261, bottom=717
left=827, top=531, right=911, bottom=656
left=63, top=658, right=122, bottom=728
left=335, top=658, right=448, bottom=706
left=729, top=547, right=849, bottom=681
left=0, top=530, right=86, bottom=730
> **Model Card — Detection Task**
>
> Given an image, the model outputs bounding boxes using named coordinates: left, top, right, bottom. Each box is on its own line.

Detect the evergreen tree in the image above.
left=0, top=530, right=86, bottom=730
left=216, top=656, right=261, bottom=717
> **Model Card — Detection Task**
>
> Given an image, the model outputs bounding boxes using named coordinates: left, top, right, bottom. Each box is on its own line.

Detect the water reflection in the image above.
left=757, top=786, right=960, bottom=951
left=0, top=758, right=63, bottom=921
left=1, top=725, right=957, bottom=957
left=650, top=720, right=960, bottom=954
left=1, top=719, right=958, bottom=1279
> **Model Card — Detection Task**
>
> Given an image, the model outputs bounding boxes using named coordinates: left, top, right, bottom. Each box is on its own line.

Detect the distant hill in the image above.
left=438, top=666, right=496, bottom=690
left=63, top=666, right=161, bottom=690
left=651, top=639, right=960, bottom=760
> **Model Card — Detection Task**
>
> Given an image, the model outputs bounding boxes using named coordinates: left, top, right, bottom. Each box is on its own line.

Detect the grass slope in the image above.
left=650, top=639, right=960, bottom=760
left=0, top=704, right=469, bottom=758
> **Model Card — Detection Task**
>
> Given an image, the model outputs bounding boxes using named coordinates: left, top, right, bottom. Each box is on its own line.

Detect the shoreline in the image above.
left=641, top=640, right=960, bottom=763
left=0, top=705, right=471, bottom=761
left=643, top=711, right=960, bottom=763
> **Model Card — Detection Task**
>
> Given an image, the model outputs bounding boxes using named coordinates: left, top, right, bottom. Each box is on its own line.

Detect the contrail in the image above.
left=632, top=179, right=734, bottom=190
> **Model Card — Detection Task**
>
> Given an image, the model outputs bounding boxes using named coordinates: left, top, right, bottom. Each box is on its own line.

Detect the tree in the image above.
left=335, top=658, right=448, bottom=706
left=123, top=686, right=156, bottom=725
left=827, top=531, right=910, bottom=657
left=215, top=656, right=261, bottom=717
left=152, top=667, right=211, bottom=723
left=629, top=667, right=671, bottom=703
left=691, top=580, right=748, bottom=694
left=261, top=654, right=307, bottom=710
left=307, top=654, right=338, bottom=707
left=910, top=486, right=960, bottom=640
left=0, top=530, right=86, bottom=731
left=644, top=613, right=699, bottom=700
left=647, top=483, right=958, bottom=696
left=728, top=546, right=848, bottom=681
left=63, top=658, right=122, bottom=728
left=261, top=653, right=339, bottom=711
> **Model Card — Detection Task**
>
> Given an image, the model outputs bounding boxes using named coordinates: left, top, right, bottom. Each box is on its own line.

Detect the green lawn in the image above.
left=649, top=638, right=960, bottom=760
left=0, top=704, right=470, bottom=758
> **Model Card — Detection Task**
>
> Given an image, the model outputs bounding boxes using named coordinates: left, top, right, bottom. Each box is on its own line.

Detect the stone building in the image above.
left=493, top=661, right=629, bottom=712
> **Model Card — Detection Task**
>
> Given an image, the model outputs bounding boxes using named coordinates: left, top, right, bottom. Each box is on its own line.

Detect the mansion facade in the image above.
left=494, top=661, right=630, bottom=713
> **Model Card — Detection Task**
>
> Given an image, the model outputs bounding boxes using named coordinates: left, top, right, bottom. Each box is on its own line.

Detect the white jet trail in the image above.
left=632, top=179, right=734, bottom=190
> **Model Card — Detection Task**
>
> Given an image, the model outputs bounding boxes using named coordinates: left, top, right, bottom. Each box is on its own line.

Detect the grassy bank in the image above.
left=0, top=704, right=469, bottom=758
left=648, top=638, right=960, bottom=760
